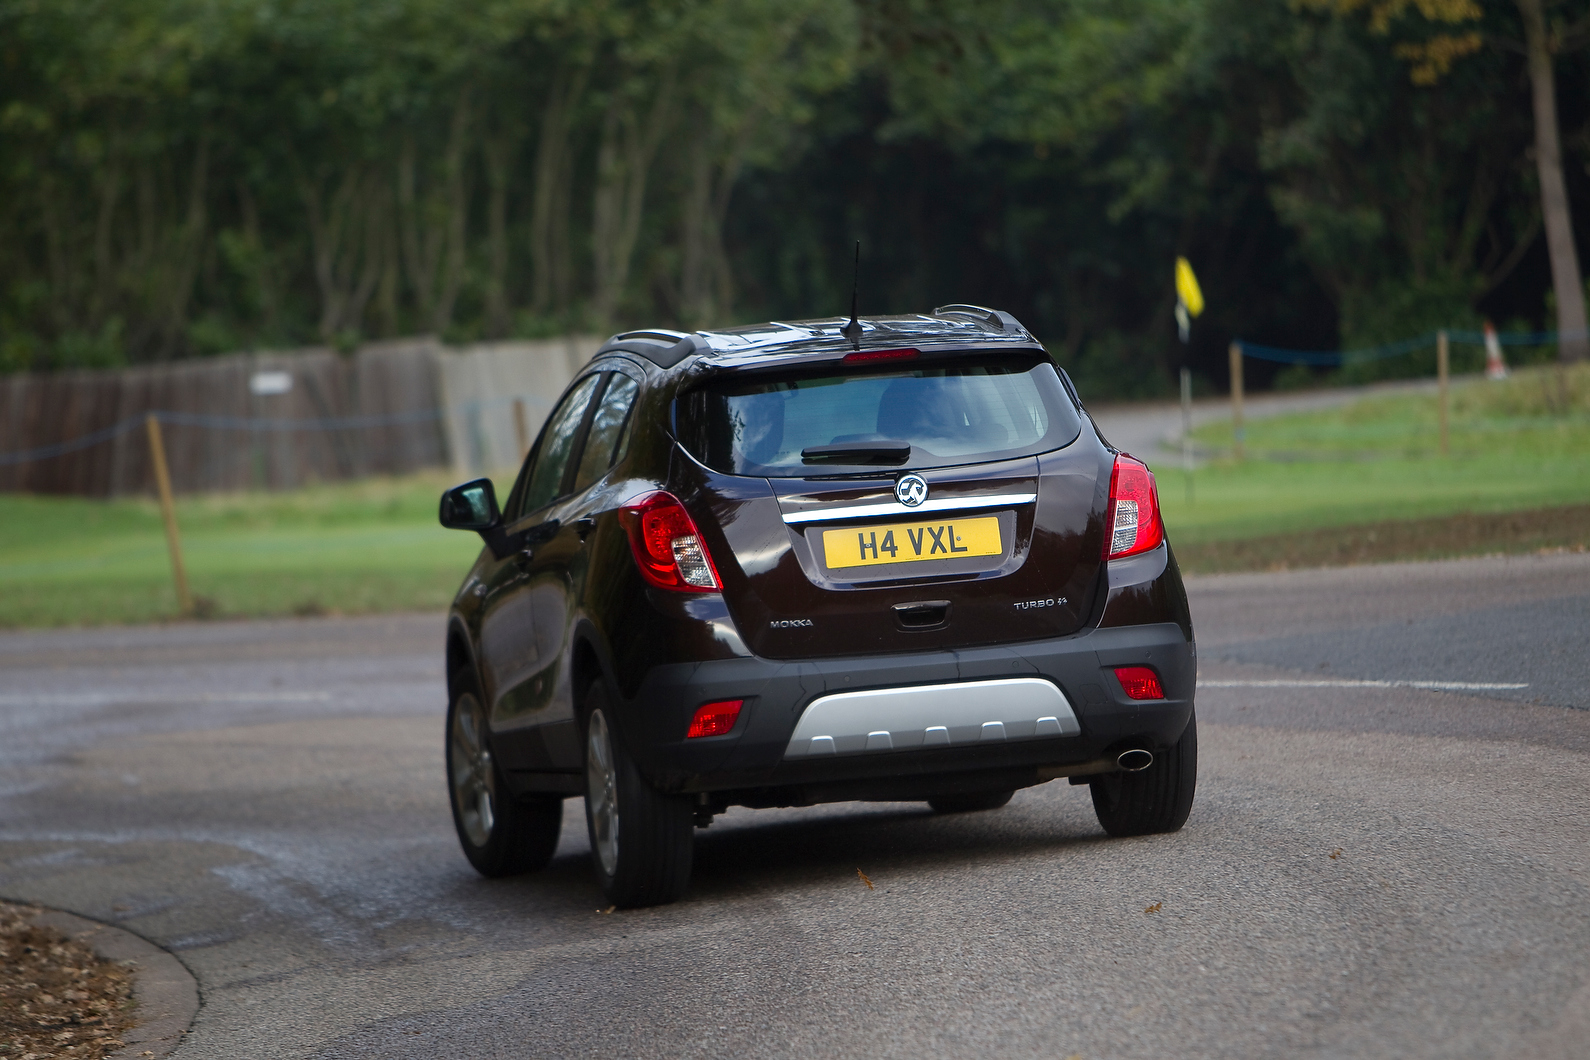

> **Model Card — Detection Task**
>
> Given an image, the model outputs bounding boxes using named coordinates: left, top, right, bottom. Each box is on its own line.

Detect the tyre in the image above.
left=583, top=681, right=694, bottom=908
left=928, top=790, right=1015, bottom=814
left=446, top=669, right=563, bottom=877
left=1089, top=710, right=1198, bottom=837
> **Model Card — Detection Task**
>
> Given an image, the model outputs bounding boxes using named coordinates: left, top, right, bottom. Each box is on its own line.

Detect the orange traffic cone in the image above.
left=1484, top=321, right=1509, bottom=380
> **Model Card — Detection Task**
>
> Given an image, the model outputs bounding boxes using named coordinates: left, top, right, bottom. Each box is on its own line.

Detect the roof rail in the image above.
left=598, top=330, right=702, bottom=368
left=931, top=304, right=1005, bottom=331
left=611, top=329, right=691, bottom=345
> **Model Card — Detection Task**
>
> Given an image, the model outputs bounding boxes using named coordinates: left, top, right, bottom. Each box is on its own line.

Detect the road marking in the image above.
left=1198, top=679, right=1528, bottom=691
left=0, top=691, right=333, bottom=706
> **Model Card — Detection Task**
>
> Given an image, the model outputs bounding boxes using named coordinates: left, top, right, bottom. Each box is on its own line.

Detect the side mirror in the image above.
left=439, top=479, right=501, bottom=531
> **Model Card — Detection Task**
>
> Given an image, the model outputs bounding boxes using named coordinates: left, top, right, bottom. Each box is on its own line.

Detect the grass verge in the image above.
left=0, top=471, right=499, bottom=628
left=1173, top=504, right=1590, bottom=573
left=1152, top=363, right=1590, bottom=554
left=0, top=365, right=1585, bottom=628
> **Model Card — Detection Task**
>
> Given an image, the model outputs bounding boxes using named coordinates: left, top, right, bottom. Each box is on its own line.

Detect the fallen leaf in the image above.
left=856, top=869, right=874, bottom=890
left=1144, top=902, right=1162, bottom=914
left=1065, top=1054, right=1084, bottom=1060
left=598, top=905, right=616, bottom=914
left=1330, top=848, right=1342, bottom=860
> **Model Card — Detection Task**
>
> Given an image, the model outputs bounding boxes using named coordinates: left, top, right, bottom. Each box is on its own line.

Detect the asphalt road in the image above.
left=2, top=552, right=1587, bottom=1059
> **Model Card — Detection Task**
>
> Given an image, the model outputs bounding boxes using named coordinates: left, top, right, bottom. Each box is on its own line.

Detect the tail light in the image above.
left=843, top=347, right=919, bottom=364
left=686, top=699, right=743, bottom=738
left=1114, top=666, right=1165, bottom=700
left=1104, top=454, right=1165, bottom=560
left=618, top=492, right=722, bottom=592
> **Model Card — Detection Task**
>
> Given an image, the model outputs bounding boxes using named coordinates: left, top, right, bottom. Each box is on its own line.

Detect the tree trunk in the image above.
left=482, top=125, right=515, bottom=339
left=396, top=87, right=473, bottom=336
left=302, top=164, right=385, bottom=342
left=679, top=140, right=714, bottom=327
left=92, top=162, right=122, bottom=324
left=1517, top=0, right=1588, bottom=362
left=679, top=116, right=749, bottom=329
left=396, top=138, right=438, bottom=328
left=590, top=69, right=676, bottom=328
left=432, top=87, right=472, bottom=335
left=236, top=182, right=281, bottom=337
left=158, top=135, right=210, bottom=358
left=529, top=63, right=589, bottom=317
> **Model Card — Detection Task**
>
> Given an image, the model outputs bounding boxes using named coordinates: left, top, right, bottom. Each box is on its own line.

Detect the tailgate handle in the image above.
left=893, top=600, right=950, bottom=630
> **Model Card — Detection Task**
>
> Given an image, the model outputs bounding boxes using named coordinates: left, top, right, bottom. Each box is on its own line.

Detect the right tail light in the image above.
left=1104, top=454, right=1165, bottom=560
left=618, top=491, right=722, bottom=592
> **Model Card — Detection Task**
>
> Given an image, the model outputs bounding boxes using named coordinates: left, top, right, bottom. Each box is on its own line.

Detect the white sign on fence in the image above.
left=249, top=371, right=293, bottom=395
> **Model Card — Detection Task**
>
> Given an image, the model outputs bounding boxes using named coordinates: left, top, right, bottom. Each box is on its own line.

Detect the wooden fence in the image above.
left=0, top=336, right=600, bottom=496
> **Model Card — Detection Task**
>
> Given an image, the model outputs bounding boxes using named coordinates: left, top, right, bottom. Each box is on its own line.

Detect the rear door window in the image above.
left=518, top=373, right=604, bottom=516
left=572, top=374, right=640, bottom=493
left=679, top=355, right=1081, bottom=476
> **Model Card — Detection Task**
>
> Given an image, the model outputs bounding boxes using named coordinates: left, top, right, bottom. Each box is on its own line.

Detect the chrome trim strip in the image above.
left=780, top=492, right=1037, bottom=525
left=784, top=677, right=1080, bottom=759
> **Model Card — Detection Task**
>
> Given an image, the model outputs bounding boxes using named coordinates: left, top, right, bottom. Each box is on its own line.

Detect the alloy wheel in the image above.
left=586, top=708, right=619, bottom=876
left=450, top=692, right=496, bottom=847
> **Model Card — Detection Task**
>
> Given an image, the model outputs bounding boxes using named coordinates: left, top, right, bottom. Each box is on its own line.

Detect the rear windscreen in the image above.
left=678, top=356, right=1082, bottom=476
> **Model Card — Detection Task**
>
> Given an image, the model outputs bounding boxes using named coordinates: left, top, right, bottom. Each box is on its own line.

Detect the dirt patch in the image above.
left=1176, top=504, right=1590, bottom=573
left=0, top=901, right=135, bottom=1059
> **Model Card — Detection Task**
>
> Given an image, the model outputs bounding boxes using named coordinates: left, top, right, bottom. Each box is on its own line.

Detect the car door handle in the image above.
left=575, top=517, right=596, bottom=541
left=514, top=548, right=535, bottom=570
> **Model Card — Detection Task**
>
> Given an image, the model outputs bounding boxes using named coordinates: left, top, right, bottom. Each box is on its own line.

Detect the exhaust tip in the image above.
left=1117, top=749, right=1154, bottom=772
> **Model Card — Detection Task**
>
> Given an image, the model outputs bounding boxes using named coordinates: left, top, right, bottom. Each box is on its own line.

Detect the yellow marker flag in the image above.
left=1175, top=257, right=1204, bottom=318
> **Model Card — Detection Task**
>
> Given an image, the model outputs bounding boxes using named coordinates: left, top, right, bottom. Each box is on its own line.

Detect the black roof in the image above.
left=594, top=306, right=1039, bottom=370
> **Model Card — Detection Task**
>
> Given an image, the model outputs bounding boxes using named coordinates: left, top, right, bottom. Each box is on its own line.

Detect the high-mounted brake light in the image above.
left=843, top=347, right=919, bottom=364
left=1114, top=666, right=1165, bottom=701
left=686, top=699, right=743, bottom=738
left=1103, top=454, right=1165, bottom=560
left=618, top=491, right=722, bottom=592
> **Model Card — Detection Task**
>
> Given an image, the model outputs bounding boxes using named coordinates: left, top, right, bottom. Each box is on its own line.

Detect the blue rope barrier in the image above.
left=1238, top=335, right=1433, bottom=366
left=0, top=418, right=145, bottom=466
left=0, top=402, right=488, bottom=466
left=1237, top=327, right=1585, bottom=364
left=157, top=407, right=445, bottom=431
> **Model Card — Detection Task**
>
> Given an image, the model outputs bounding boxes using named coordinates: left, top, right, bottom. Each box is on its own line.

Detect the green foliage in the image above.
left=0, top=0, right=1575, bottom=399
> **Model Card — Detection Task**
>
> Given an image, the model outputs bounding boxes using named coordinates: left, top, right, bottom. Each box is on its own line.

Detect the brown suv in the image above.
left=438, top=307, right=1196, bottom=907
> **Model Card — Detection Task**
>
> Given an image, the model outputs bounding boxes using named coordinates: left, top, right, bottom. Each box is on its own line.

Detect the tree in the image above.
left=1320, top=0, right=1588, bottom=361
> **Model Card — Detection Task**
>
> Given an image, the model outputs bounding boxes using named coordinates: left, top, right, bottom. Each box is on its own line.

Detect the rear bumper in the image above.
left=616, top=618, right=1194, bottom=797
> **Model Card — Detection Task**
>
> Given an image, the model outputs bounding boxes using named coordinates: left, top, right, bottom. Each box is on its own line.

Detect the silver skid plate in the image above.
left=783, top=677, right=1080, bottom=758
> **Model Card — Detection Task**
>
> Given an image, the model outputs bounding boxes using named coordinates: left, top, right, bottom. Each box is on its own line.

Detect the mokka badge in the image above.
left=895, top=474, right=929, bottom=507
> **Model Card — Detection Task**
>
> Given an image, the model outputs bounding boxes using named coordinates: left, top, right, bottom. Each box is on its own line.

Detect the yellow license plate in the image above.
left=821, top=516, right=1003, bottom=569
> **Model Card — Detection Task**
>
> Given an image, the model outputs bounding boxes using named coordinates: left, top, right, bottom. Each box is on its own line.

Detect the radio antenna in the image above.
left=840, top=241, right=863, bottom=349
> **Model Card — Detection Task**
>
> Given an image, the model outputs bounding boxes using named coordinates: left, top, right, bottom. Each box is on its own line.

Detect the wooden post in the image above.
left=1437, top=329, right=1450, bottom=456
left=145, top=414, right=193, bottom=617
left=512, top=398, right=530, bottom=462
left=1229, top=341, right=1245, bottom=461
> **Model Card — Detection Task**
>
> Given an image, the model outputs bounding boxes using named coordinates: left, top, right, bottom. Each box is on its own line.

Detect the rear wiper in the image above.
left=800, top=441, right=911, bottom=465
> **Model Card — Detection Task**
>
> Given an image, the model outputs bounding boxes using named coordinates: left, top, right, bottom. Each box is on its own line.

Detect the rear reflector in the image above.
left=686, top=699, right=743, bottom=738
left=1114, top=666, right=1165, bottom=700
left=618, top=491, right=722, bottom=592
left=842, top=347, right=919, bottom=364
left=1104, top=454, right=1165, bottom=560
